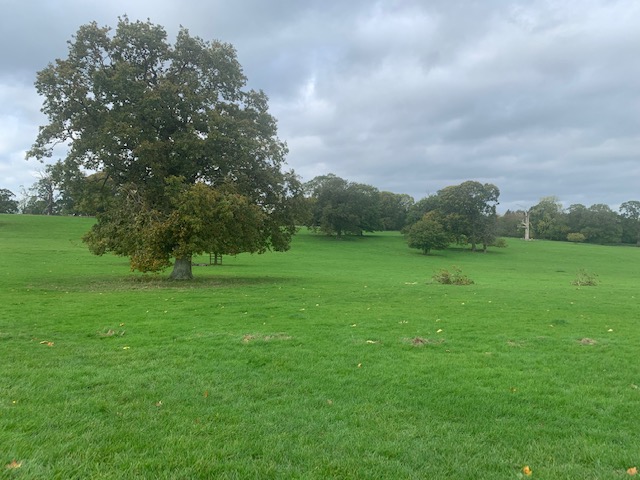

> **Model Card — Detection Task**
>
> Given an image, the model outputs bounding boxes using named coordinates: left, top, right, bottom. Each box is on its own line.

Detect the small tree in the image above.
left=406, top=212, right=452, bottom=254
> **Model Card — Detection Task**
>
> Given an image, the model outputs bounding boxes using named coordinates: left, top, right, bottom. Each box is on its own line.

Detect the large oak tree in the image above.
left=28, top=17, right=301, bottom=279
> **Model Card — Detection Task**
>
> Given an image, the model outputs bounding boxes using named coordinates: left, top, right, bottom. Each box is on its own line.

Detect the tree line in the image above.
left=4, top=171, right=639, bottom=252
left=498, top=196, right=640, bottom=246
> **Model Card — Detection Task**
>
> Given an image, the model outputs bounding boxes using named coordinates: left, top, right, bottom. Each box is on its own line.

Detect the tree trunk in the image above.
left=169, top=257, right=193, bottom=280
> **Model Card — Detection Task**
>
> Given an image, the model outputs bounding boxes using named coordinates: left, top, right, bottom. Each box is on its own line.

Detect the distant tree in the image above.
left=378, top=191, right=414, bottom=231
left=581, top=204, right=621, bottom=244
left=349, top=183, right=382, bottom=234
left=21, top=170, right=62, bottom=215
left=0, top=189, right=19, bottom=214
left=566, top=204, right=588, bottom=236
left=620, top=200, right=640, bottom=246
left=27, top=17, right=301, bottom=279
left=405, top=195, right=439, bottom=227
left=436, top=181, right=500, bottom=252
left=304, top=174, right=381, bottom=237
left=406, top=212, right=452, bottom=254
left=529, top=196, right=568, bottom=240
left=497, top=210, right=526, bottom=238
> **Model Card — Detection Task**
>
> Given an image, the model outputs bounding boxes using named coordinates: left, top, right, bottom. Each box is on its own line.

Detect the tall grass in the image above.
left=1, top=214, right=639, bottom=478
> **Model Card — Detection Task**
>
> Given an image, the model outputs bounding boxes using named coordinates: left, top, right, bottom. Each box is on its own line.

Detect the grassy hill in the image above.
left=1, top=214, right=639, bottom=478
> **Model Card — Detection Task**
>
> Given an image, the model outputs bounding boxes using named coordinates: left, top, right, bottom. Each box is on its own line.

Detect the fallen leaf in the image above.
left=39, top=340, right=54, bottom=346
left=522, top=465, right=532, bottom=476
left=628, top=467, right=638, bottom=476
left=155, top=400, right=163, bottom=407
left=436, top=329, right=443, bottom=333
left=608, top=329, right=614, bottom=332
left=203, top=390, right=209, bottom=398
left=365, top=340, right=379, bottom=344
left=5, top=460, right=22, bottom=469
left=357, top=363, right=362, bottom=368
left=122, top=346, right=130, bottom=350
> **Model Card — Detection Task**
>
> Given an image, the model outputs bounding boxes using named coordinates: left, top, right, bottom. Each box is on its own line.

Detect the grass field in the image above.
left=1, top=213, right=639, bottom=479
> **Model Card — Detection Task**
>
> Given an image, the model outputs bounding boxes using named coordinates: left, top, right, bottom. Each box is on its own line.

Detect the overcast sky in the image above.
left=1, top=0, right=639, bottom=212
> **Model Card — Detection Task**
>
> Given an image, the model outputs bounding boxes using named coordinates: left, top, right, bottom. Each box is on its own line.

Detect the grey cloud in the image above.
left=1, top=0, right=639, bottom=212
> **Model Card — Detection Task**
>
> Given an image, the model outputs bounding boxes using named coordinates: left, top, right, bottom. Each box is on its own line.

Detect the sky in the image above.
left=1, top=0, right=639, bottom=212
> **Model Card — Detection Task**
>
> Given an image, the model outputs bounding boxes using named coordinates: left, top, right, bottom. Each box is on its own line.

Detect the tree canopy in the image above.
left=27, top=17, right=301, bottom=279
left=434, top=181, right=500, bottom=252
left=304, top=174, right=382, bottom=237
left=0, top=189, right=19, bottom=214
left=405, top=211, right=452, bottom=254
left=620, top=201, right=640, bottom=246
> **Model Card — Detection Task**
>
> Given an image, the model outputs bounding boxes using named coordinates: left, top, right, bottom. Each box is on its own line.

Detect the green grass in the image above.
left=1, top=214, right=639, bottom=479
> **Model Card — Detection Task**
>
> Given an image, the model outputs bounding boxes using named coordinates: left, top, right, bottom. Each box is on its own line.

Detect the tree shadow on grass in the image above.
left=38, top=273, right=299, bottom=293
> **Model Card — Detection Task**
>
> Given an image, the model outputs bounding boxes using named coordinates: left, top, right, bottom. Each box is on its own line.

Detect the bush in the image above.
left=491, top=238, right=508, bottom=248
left=432, top=266, right=474, bottom=285
left=572, top=269, right=598, bottom=286
left=567, top=232, right=586, bottom=243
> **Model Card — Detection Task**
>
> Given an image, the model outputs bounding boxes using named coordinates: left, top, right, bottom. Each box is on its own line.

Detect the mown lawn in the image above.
left=1, top=214, right=639, bottom=479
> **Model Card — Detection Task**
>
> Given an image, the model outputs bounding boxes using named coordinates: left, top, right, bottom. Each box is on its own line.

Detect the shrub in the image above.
left=567, top=232, right=586, bottom=243
left=572, top=269, right=598, bottom=286
left=491, top=238, right=508, bottom=248
left=432, top=266, right=474, bottom=285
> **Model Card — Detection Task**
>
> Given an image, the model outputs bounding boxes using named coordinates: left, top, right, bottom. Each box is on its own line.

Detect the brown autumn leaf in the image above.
left=5, top=460, right=22, bottom=469
left=628, top=467, right=638, bottom=476
left=203, top=390, right=209, bottom=398
left=522, top=465, right=532, bottom=476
